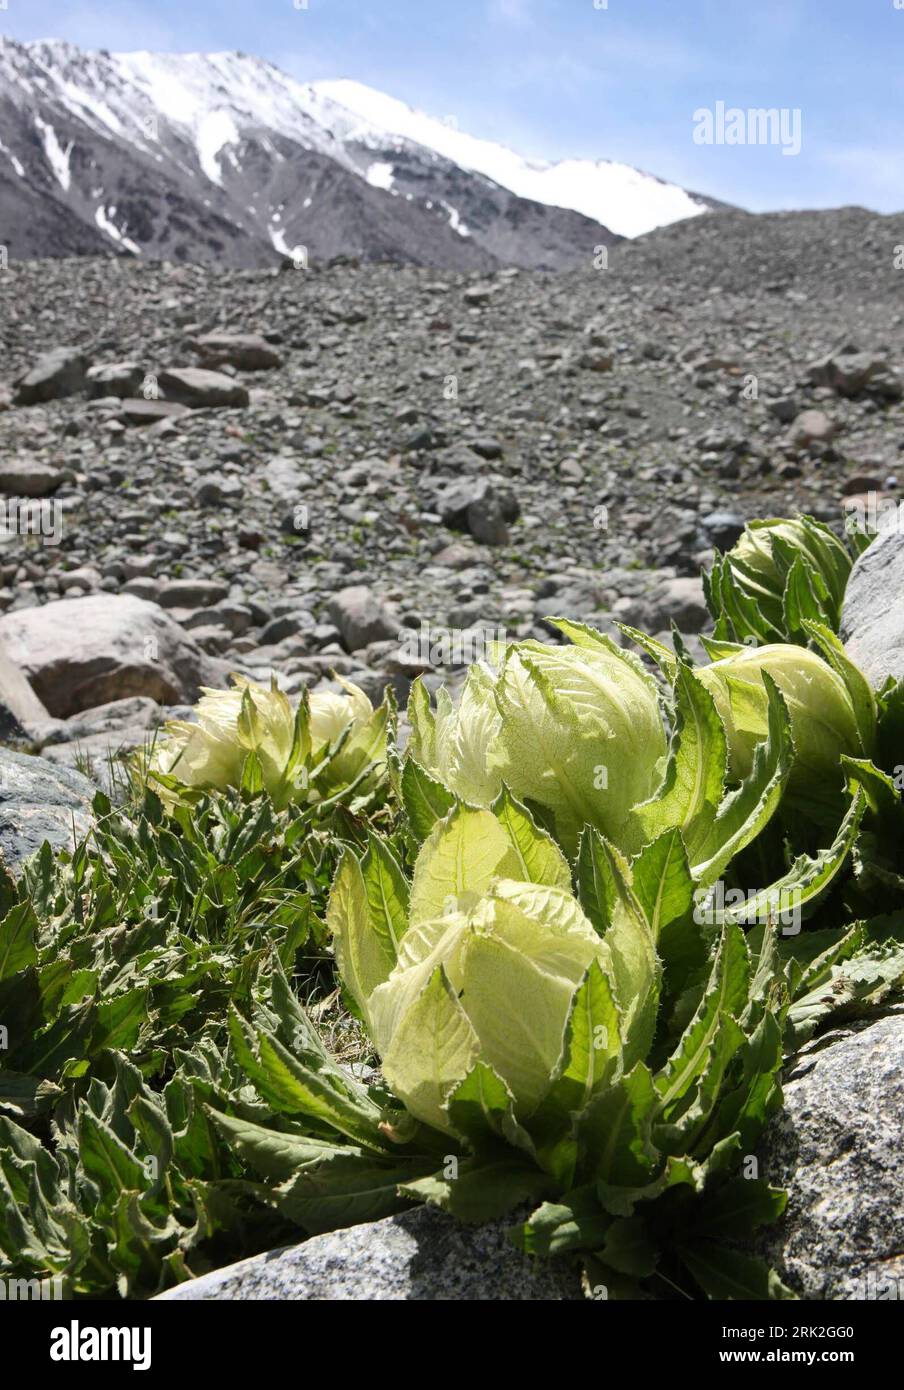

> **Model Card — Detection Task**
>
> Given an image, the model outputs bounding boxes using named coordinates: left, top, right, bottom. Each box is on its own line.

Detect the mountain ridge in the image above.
left=0, top=36, right=718, bottom=269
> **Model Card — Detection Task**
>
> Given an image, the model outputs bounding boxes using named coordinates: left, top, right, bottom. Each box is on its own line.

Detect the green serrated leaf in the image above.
left=627, top=664, right=726, bottom=850
left=400, top=758, right=455, bottom=846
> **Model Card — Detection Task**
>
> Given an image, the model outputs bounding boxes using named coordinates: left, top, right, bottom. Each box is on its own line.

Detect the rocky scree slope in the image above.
left=0, top=206, right=901, bottom=778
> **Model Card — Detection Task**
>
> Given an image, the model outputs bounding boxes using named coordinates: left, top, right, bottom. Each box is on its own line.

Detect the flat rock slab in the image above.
left=0, top=747, right=95, bottom=869
left=841, top=515, right=904, bottom=686
left=758, top=1012, right=904, bottom=1299
left=156, top=1202, right=582, bottom=1301
left=158, top=367, right=250, bottom=409
left=119, top=398, right=189, bottom=426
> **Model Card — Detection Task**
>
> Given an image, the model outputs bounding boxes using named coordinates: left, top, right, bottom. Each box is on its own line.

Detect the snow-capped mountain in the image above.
left=0, top=38, right=717, bottom=269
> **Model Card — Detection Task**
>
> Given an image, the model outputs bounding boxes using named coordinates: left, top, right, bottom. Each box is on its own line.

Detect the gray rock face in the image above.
left=158, top=368, right=250, bottom=409
left=0, top=594, right=227, bottom=718
left=759, top=1013, right=904, bottom=1300
left=156, top=1202, right=582, bottom=1302
left=13, top=347, right=88, bottom=405
left=0, top=747, right=95, bottom=869
left=841, top=516, right=904, bottom=686
left=327, top=586, right=400, bottom=653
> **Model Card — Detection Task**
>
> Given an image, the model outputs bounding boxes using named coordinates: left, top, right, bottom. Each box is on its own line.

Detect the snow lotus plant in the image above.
left=406, top=620, right=668, bottom=854
left=695, top=633, right=876, bottom=829
left=704, top=515, right=864, bottom=646
left=202, top=619, right=899, bottom=1301
left=330, top=800, right=655, bottom=1134
left=148, top=674, right=389, bottom=811
left=214, top=791, right=798, bottom=1298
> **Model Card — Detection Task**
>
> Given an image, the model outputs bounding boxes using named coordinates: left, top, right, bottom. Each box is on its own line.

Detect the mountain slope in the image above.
left=0, top=38, right=714, bottom=269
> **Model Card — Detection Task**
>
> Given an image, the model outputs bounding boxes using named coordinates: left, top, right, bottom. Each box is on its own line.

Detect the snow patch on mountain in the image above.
left=33, top=116, right=73, bottom=191
left=94, top=205, right=141, bottom=255
left=365, top=161, right=395, bottom=191
left=441, top=201, right=471, bottom=238
left=311, top=78, right=707, bottom=238
left=0, top=138, right=25, bottom=178
left=196, top=110, right=240, bottom=185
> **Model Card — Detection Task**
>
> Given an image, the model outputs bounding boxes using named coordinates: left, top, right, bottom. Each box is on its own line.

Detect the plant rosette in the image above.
left=146, top=674, right=391, bottom=814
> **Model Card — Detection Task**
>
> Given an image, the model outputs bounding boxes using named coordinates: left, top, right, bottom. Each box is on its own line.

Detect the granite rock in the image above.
left=0, top=747, right=95, bottom=869
left=758, top=1012, right=904, bottom=1300
left=156, top=1202, right=583, bottom=1302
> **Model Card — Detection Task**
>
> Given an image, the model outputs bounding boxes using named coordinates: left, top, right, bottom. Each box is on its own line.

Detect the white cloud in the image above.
left=488, top=0, right=532, bottom=26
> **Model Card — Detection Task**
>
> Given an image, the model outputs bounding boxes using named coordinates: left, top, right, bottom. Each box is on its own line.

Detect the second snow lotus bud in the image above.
left=407, top=620, right=667, bottom=855
left=148, top=674, right=387, bottom=809
left=697, top=642, right=875, bottom=818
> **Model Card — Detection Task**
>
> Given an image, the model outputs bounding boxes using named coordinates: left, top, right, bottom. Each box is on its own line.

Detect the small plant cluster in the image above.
left=2, top=516, right=904, bottom=1300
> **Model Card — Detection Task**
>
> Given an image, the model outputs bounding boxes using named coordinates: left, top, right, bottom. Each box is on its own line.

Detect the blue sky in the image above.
left=3, top=0, right=903, bottom=213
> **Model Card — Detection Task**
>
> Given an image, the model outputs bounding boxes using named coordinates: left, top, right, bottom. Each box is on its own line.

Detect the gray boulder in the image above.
left=158, top=368, right=250, bottom=409
left=790, top=408, right=836, bottom=448
left=0, top=461, right=65, bottom=498
left=701, top=510, right=746, bottom=549
left=38, top=697, right=165, bottom=789
left=0, top=747, right=95, bottom=870
left=263, top=456, right=313, bottom=504
left=86, top=362, right=145, bottom=399
left=194, top=473, right=244, bottom=506
left=437, top=478, right=519, bottom=548
left=327, top=586, right=400, bottom=653
left=158, top=579, right=231, bottom=610
left=651, top=576, right=709, bottom=634
left=806, top=349, right=902, bottom=401
left=841, top=515, right=904, bottom=685
left=13, top=347, right=88, bottom=405
left=189, top=333, right=283, bottom=371
left=156, top=1202, right=582, bottom=1302
left=759, top=1013, right=904, bottom=1299
left=0, top=594, right=227, bottom=718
